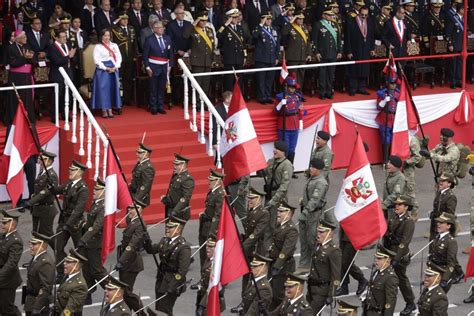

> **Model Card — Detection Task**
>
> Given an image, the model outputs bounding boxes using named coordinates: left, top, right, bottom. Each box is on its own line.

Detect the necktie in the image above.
left=398, top=20, right=402, bottom=32
left=123, top=27, right=128, bottom=35
left=136, top=12, right=141, bottom=25
left=159, top=37, right=164, bottom=50
left=158, top=10, right=162, bottom=19
left=35, top=32, right=40, bottom=45
left=178, top=21, right=182, bottom=27
left=61, top=43, right=67, bottom=53
left=208, top=9, right=213, bottom=23
left=105, top=11, right=110, bottom=23
left=104, top=304, right=111, bottom=314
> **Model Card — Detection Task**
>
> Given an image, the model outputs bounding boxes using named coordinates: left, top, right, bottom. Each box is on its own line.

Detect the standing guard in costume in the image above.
left=428, top=172, right=457, bottom=240
left=376, top=75, right=400, bottom=163
left=382, top=195, right=416, bottom=316
left=24, top=232, right=55, bottom=316
left=25, top=151, right=58, bottom=242
left=161, top=154, right=195, bottom=219
left=0, top=210, right=23, bottom=316
left=101, top=277, right=132, bottom=316
left=143, top=216, right=191, bottom=315
left=275, top=74, right=306, bottom=178
left=130, top=143, right=156, bottom=206
left=271, top=273, right=313, bottom=315
left=417, top=262, right=449, bottom=315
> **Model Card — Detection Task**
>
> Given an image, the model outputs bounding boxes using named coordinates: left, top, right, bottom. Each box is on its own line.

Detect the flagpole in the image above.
left=397, top=62, right=439, bottom=183
left=106, top=135, right=160, bottom=269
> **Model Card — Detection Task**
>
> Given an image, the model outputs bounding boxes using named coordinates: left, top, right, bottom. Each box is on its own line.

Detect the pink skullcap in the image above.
left=14, top=30, right=25, bottom=38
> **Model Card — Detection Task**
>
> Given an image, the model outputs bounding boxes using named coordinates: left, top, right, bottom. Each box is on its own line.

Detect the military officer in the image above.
left=421, top=128, right=460, bottom=179
left=271, top=273, right=313, bottom=315
left=421, top=0, right=446, bottom=53
left=268, top=201, right=299, bottom=309
left=375, top=4, right=392, bottom=40
left=144, top=216, right=191, bottom=315
left=382, top=155, right=406, bottom=219
left=78, top=178, right=108, bottom=304
left=336, top=297, right=362, bottom=315
left=402, top=133, right=422, bottom=220
left=403, top=1, right=420, bottom=37
left=25, top=150, right=58, bottom=242
left=382, top=195, right=416, bottom=316
left=183, top=11, right=215, bottom=97
left=281, top=10, right=312, bottom=88
left=299, top=158, right=328, bottom=269
left=347, top=1, right=365, bottom=19
left=130, top=143, right=156, bottom=206
left=198, top=169, right=225, bottom=266
left=429, top=172, right=457, bottom=239
left=313, top=10, right=342, bottom=100
left=252, top=11, right=280, bottom=104
left=241, top=254, right=273, bottom=315
left=307, top=220, right=341, bottom=313
left=161, top=153, right=195, bottom=219
left=0, top=210, right=23, bottom=316
left=363, top=245, right=399, bottom=315
left=227, top=175, right=250, bottom=225
left=24, top=232, right=55, bottom=316
left=50, top=17, right=78, bottom=50
left=310, top=130, right=334, bottom=184
left=54, top=249, right=88, bottom=316
left=429, top=212, right=464, bottom=292
left=417, top=262, right=449, bottom=315
left=111, top=12, right=138, bottom=107
left=52, top=160, right=89, bottom=278
left=445, top=2, right=464, bottom=88
left=259, top=140, right=293, bottom=235
left=101, top=277, right=131, bottom=316
left=116, top=200, right=147, bottom=316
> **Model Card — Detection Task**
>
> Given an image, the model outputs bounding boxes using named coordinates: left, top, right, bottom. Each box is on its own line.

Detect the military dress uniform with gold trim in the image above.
left=421, top=11, right=446, bottom=53
left=429, top=232, right=461, bottom=293
left=101, top=299, right=131, bottom=316
left=281, top=22, right=312, bottom=87
left=307, top=239, right=342, bottom=313
left=144, top=235, right=191, bottom=314
left=0, top=230, right=23, bottom=315
left=130, top=158, right=155, bottom=205
left=54, top=271, right=88, bottom=315
left=270, top=295, right=313, bottom=316
left=24, top=251, right=55, bottom=315
left=364, top=266, right=399, bottom=315
left=417, top=285, right=448, bottom=316
left=268, top=219, right=298, bottom=306
left=242, top=275, right=273, bottom=315
left=429, top=187, right=457, bottom=239
left=242, top=203, right=270, bottom=260
left=162, top=170, right=195, bottom=219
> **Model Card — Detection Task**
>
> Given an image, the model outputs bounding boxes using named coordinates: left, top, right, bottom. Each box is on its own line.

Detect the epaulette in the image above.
left=349, top=12, right=357, bottom=17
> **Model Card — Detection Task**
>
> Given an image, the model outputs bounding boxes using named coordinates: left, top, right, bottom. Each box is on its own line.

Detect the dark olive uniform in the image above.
left=338, top=228, right=366, bottom=293
left=364, top=266, right=399, bottom=315
left=242, top=275, right=273, bottom=315
left=100, top=277, right=132, bottom=316
left=242, top=203, right=270, bottom=260
left=430, top=187, right=457, bottom=240
left=54, top=271, right=88, bottom=315
left=271, top=295, right=313, bottom=316
left=417, top=284, right=448, bottom=316
left=429, top=231, right=460, bottom=293
left=130, top=158, right=155, bottom=205
left=0, top=228, right=23, bottom=315
left=101, top=300, right=131, bottom=316
left=162, top=170, right=195, bottom=219
left=281, top=21, right=312, bottom=87
left=144, top=234, right=191, bottom=314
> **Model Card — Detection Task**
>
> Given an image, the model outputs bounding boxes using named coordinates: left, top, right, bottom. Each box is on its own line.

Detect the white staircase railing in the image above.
left=59, top=67, right=108, bottom=180
left=178, top=59, right=225, bottom=167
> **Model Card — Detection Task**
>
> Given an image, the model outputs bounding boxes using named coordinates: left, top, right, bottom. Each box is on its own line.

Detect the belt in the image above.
left=37, top=202, right=54, bottom=206
left=308, top=280, right=330, bottom=286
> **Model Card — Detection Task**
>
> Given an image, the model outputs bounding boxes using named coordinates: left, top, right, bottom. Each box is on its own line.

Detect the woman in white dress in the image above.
left=91, top=28, right=122, bottom=118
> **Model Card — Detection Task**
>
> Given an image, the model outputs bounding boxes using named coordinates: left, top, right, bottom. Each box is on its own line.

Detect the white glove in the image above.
left=385, top=96, right=391, bottom=102
left=299, top=120, right=303, bottom=131
left=276, top=101, right=284, bottom=111
left=281, top=99, right=287, bottom=105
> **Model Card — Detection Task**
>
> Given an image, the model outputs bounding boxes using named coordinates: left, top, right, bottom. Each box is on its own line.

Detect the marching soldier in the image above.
left=112, top=12, right=138, bottom=107
left=420, top=128, right=460, bottom=179
left=363, top=245, right=399, bottom=315
left=101, top=277, right=132, bottom=316
left=268, top=201, right=299, bottom=309
left=402, top=133, right=422, bottom=220
left=24, top=232, right=55, bottom=316
left=281, top=10, right=312, bottom=88
left=116, top=201, right=147, bottom=316
left=0, top=210, right=23, bottom=316
left=336, top=297, right=362, bottom=315
left=310, top=130, right=334, bottom=184
left=259, top=140, right=293, bottom=235
left=417, top=262, right=449, bottom=315
left=183, top=11, right=215, bottom=97
left=429, top=212, right=464, bottom=292
left=161, top=153, right=195, bottom=219
left=198, top=169, right=225, bottom=266
left=307, top=219, right=341, bottom=313
left=52, top=160, right=89, bottom=279
left=299, top=158, right=329, bottom=269
left=25, top=151, right=58, bottom=242
left=420, top=0, right=446, bottom=53
left=130, top=143, right=156, bottom=206
left=381, top=155, right=406, bottom=219
left=227, top=175, right=250, bottom=226
left=271, top=273, right=313, bottom=315
left=144, top=216, right=191, bottom=315
left=382, top=195, right=416, bottom=316
left=54, top=249, right=88, bottom=316
left=78, top=178, right=108, bottom=304
left=241, top=254, right=273, bottom=315
left=429, top=172, right=457, bottom=240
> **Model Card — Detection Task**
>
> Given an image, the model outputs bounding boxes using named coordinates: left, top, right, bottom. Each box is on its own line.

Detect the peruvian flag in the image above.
left=334, top=134, right=387, bottom=250
left=454, top=90, right=473, bottom=125
left=207, top=200, right=249, bottom=315
left=220, top=82, right=267, bottom=186
left=102, top=144, right=133, bottom=263
left=465, top=240, right=474, bottom=281
left=279, top=57, right=289, bottom=84
left=0, top=100, right=39, bottom=206
left=383, top=52, right=397, bottom=79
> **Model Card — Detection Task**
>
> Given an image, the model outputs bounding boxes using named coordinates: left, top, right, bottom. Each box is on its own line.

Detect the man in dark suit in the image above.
left=244, top=0, right=270, bottom=33
left=19, top=0, right=46, bottom=30
left=81, top=0, right=97, bottom=36
left=143, top=20, right=173, bottom=115
left=128, top=0, right=148, bottom=43
left=382, top=5, right=411, bottom=57
left=149, top=0, right=172, bottom=25
left=445, top=2, right=463, bottom=88
left=200, top=0, right=221, bottom=28
left=26, top=17, right=48, bottom=60
left=94, top=0, right=117, bottom=34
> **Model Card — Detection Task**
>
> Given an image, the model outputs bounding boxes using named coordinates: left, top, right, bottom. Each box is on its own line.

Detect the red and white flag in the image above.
left=383, top=53, right=397, bottom=79
left=465, top=240, right=474, bottom=281
left=280, top=58, right=289, bottom=84
left=454, top=89, right=473, bottom=125
left=207, top=201, right=249, bottom=316
left=334, top=134, right=386, bottom=250
left=102, top=144, right=133, bottom=264
left=0, top=100, right=38, bottom=206
left=220, top=82, right=267, bottom=186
